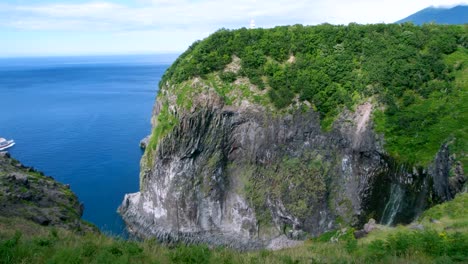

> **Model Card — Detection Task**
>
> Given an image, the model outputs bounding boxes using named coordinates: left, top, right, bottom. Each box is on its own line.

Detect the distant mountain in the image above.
left=396, top=5, right=468, bottom=24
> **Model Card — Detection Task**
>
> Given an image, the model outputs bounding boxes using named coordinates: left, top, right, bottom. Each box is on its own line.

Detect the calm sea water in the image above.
left=0, top=54, right=177, bottom=235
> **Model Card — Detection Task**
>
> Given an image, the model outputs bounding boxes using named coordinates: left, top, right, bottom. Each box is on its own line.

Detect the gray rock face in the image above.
left=119, top=87, right=464, bottom=250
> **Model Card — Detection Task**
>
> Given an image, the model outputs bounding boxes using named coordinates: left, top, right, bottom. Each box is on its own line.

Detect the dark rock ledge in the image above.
left=0, top=152, right=96, bottom=233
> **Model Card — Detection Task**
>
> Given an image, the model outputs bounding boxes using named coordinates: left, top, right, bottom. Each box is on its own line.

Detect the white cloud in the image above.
left=3, top=0, right=464, bottom=32
left=0, top=0, right=466, bottom=55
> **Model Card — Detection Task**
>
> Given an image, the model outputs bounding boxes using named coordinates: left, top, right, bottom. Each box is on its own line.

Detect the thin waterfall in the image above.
left=381, top=184, right=404, bottom=226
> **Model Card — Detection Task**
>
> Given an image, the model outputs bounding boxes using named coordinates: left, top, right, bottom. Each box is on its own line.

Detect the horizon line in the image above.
left=0, top=51, right=183, bottom=59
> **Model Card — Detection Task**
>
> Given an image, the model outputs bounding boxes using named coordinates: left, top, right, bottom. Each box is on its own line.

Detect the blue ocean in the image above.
left=0, top=54, right=177, bottom=235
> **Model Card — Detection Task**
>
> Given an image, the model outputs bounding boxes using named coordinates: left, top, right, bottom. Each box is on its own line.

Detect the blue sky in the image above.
left=1, top=0, right=466, bottom=57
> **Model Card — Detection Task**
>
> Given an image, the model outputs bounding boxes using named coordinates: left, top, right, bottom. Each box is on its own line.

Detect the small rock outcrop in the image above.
left=364, top=219, right=378, bottom=233
left=140, top=135, right=151, bottom=149
left=354, top=218, right=381, bottom=238
left=0, top=152, right=94, bottom=232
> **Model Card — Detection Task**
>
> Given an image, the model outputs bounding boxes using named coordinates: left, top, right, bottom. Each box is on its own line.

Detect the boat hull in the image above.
left=0, top=141, right=15, bottom=151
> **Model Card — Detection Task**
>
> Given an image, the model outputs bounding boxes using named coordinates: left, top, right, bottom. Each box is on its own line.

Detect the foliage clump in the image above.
left=365, top=230, right=468, bottom=262
left=243, top=154, right=329, bottom=230
left=147, top=102, right=178, bottom=152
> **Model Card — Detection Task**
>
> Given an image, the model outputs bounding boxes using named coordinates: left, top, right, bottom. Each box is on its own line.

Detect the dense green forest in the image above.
left=161, top=23, right=467, bottom=166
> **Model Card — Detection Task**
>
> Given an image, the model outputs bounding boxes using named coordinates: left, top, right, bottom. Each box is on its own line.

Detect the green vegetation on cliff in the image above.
left=160, top=23, right=467, bottom=166
left=147, top=103, right=179, bottom=152
left=2, top=193, right=467, bottom=263
left=243, top=154, right=330, bottom=227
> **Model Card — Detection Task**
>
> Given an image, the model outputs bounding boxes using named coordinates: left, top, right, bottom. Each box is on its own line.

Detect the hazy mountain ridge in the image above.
left=397, top=5, right=468, bottom=24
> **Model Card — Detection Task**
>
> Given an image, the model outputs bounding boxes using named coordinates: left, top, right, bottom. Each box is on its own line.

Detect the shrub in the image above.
left=314, top=230, right=339, bottom=242
left=107, top=243, right=123, bottom=256
left=219, top=72, right=237, bottom=83
left=123, top=241, right=143, bottom=256
left=168, top=244, right=212, bottom=264
left=81, top=241, right=98, bottom=257
left=362, top=229, right=468, bottom=262
left=280, top=255, right=300, bottom=264
left=386, top=232, right=409, bottom=256
left=0, top=232, right=22, bottom=264
left=366, top=239, right=387, bottom=261
left=446, top=232, right=468, bottom=262
left=47, top=248, right=82, bottom=264
left=33, top=237, right=53, bottom=247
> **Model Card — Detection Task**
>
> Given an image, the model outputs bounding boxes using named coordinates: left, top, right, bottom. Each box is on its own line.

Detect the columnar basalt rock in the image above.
left=119, top=79, right=465, bottom=250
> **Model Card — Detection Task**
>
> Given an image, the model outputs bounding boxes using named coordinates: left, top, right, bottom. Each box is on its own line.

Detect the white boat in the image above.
left=0, top=138, right=15, bottom=151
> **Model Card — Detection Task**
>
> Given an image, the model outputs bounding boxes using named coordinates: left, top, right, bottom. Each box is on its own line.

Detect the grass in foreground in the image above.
left=1, top=193, right=467, bottom=264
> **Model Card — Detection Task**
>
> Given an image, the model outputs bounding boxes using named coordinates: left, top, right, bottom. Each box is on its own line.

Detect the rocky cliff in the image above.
left=119, top=24, right=466, bottom=249
left=119, top=81, right=464, bottom=250
left=0, top=152, right=94, bottom=232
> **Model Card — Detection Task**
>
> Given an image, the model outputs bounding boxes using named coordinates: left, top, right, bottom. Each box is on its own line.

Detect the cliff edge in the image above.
left=0, top=152, right=95, bottom=233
